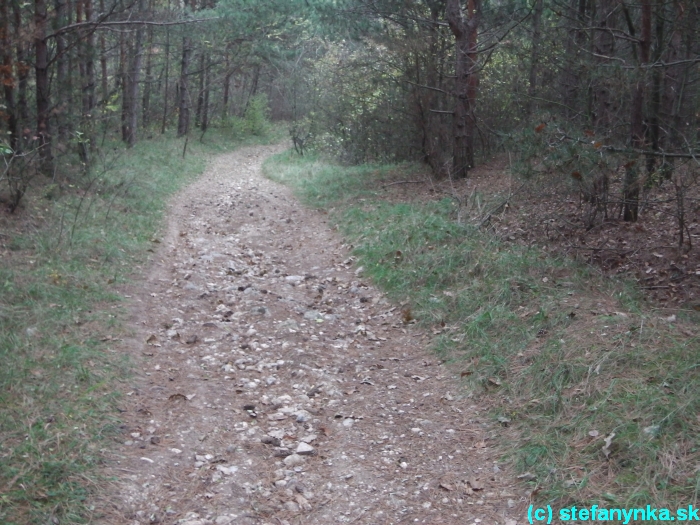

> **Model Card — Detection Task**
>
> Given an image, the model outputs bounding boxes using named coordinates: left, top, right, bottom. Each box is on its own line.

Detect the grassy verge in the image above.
left=0, top=128, right=279, bottom=524
left=263, top=150, right=700, bottom=510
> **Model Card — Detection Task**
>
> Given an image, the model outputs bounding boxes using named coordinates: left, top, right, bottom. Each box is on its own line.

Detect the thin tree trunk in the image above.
left=143, top=26, right=153, bottom=129
left=161, top=0, right=171, bottom=134
left=120, top=32, right=129, bottom=142
left=83, top=0, right=95, bottom=117
left=561, top=0, right=588, bottom=117
left=526, top=0, right=543, bottom=117
left=1, top=0, right=18, bottom=150
left=660, top=0, right=686, bottom=152
left=196, top=52, right=205, bottom=127
left=222, top=45, right=231, bottom=119
left=126, top=0, right=145, bottom=146
left=645, top=0, right=664, bottom=174
left=624, top=0, right=652, bottom=222
left=244, top=65, right=260, bottom=112
left=35, top=0, right=54, bottom=174
left=446, top=0, right=480, bottom=178
left=13, top=1, right=29, bottom=151
left=79, top=0, right=96, bottom=160
left=592, top=0, right=617, bottom=132
left=99, top=0, right=108, bottom=104
left=177, top=37, right=192, bottom=137
left=201, top=53, right=210, bottom=133
left=54, top=0, right=69, bottom=142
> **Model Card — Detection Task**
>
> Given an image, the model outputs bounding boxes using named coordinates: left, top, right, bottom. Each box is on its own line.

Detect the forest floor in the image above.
left=96, top=144, right=521, bottom=525
left=383, top=158, right=700, bottom=309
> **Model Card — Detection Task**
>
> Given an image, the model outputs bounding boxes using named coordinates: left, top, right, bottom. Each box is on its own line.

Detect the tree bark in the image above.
left=161, top=0, right=171, bottom=134
left=121, top=32, right=129, bottom=142
left=82, top=0, right=96, bottom=119
left=1, top=0, right=18, bottom=150
left=54, top=0, right=69, bottom=142
left=201, top=53, right=210, bottom=133
left=624, top=0, right=652, bottom=222
left=446, top=0, right=480, bottom=178
left=99, top=0, right=108, bottom=104
left=35, top=0, right=54, bottom=174
left=126, top=0, right=145, bottom=146
left=525, top=0, right=543, bottom=117
left=177, top=37, right=192, bottom=137
left=560, top=0, right=588, bottom=117
left=196, top=52, right=205, bottom=128
left=13, top=1, right=29, bottom=151
left=223, top=45, right=232, bottom=120
left=592, top=0, right=618, bottom=132
left=143, top=26, right=153, bottom=129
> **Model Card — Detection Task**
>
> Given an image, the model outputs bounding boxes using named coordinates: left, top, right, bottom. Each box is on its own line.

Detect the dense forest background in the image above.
left=1, top=0, right=699, bottom=224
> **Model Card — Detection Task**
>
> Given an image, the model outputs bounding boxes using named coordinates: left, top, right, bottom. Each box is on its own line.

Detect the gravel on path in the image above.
left=96, top=144, right=523, bottom=525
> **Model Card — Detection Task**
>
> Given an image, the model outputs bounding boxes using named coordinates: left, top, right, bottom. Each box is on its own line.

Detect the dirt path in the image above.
left=98, top=144, right=521, bottom=525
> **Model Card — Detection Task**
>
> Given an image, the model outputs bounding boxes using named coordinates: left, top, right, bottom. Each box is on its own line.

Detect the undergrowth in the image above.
left=263, top=150, right=700, bottom=511
left=0, top=127, right=279, bottom=524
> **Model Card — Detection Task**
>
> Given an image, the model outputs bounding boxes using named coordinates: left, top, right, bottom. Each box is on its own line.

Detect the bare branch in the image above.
left=404, top=80, right=449, bottom=96
left=48, top=17, right=218, bottom=39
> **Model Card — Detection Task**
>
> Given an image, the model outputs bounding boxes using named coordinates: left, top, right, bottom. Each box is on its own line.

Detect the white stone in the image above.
left=296, top=442, right=315, bottom=455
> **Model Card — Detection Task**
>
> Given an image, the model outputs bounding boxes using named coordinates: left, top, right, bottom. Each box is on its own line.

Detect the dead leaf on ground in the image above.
left=517, top=472, right=537, bottom=481
left=467, top=477, right=484, bottom=490
left=602, top=432, right=616, bottom=458
left=168, top=393, right=188, bottom=402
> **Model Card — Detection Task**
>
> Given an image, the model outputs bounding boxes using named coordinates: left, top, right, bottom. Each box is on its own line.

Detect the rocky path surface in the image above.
left=98, top=144, right=521, bottom=525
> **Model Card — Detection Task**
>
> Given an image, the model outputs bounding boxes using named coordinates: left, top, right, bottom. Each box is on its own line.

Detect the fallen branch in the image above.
left=478, top=181, right=527, bottom=227
left=381, top=180, right=425, bottom=188
left=568, top=246, right=633, bottom=254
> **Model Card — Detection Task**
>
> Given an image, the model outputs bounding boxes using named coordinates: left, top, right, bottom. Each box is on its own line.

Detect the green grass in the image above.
left=0, top=127, right=280, bottom=524
left=263, top=149, right=700, bottom=510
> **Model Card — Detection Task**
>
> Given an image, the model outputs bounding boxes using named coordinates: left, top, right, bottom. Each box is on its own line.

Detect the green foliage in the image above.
left=220, top=95, right=274, bottom=139
left=244, top=94, right=271, bottom=136
left=285, top=41, right=424, bottom=164
left=264, top=149, right=700, bottom=512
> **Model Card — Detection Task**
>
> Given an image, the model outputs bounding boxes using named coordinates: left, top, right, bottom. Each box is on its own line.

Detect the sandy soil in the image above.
left=95, top=144, right=523, bottom=525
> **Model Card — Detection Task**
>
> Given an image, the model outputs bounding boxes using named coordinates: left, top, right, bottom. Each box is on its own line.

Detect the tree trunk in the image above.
left=35, top=0, right=54, bottom=174
left=624, top=0, right=652, bottom=222
left=525, top=0, right=543, bottom=117
left=592, top=0, right=618, bottom=132
left=223, top=45, right=231, bottom=120
left=446, top=0, right=480, bottom=178
left=1, top=0, right=18, bottom=150
left=82, top=0, right=96, bottom=118
left=160, top=4, right=171, bottom=134
left=78, top=0, right=96, bottom=160
left=661, top=0, right=687, bottom=151
left=560, top=0, right=588, bottom=117
left=126, top=0, right=145, bottom=147
left=99, top=0, right=108, bottom=104
left=645, top=0, right=664, bottom=174
left=120, top=33, right=130, bottom=142
left=196, top=52, right=205, bottom=128
left=143, top=26, right=153, bottom=129
left=201, top=53, right=210, bottom=133
left=13, top=1, right=29, bottom=151
left=177, top=37, right=192, bottom=137
left=244, top=65, right=260, bottom=112
left=54, top=0, right=69, bottom=142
